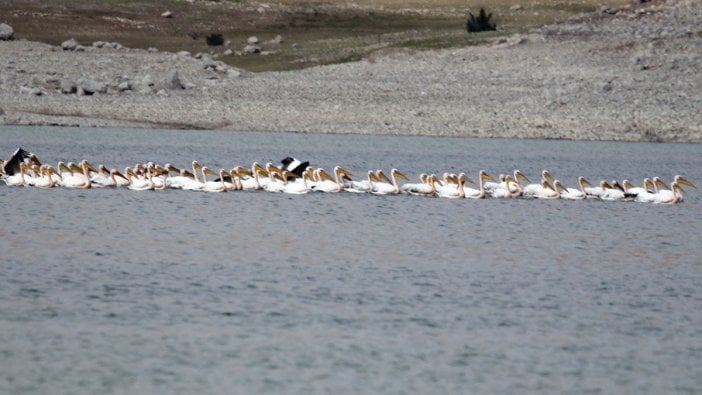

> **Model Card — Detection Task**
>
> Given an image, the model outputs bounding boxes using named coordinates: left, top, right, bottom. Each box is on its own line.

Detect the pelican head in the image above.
left=673, top=175, right=696, bottom=189
left=479, top=170, right=495, bottom=182
left=622, top=179, right=634, bottom=191
left=376, top=170, right=391, bottom=183
left=643, top=178, right=654, bottom=190
left=611, top=180, right=625, bottom=192
left=202, top=167, right=218, bottom=177
left=335, top=166, right=353, bottom=179
left=367, top=170, right=378, bottom=182
left=542, top=170, right=555, bottom=182
left=266, top=163, right=283, bottom=175
left=253, top=162, right=269, bottom=177
left=553, top=180, right=567, bottom=193
left=111, top=169, right=129, bottom=181
left=653, top=177, right=669, bottom=190
left=541, top=179, right=554, bottom=191
left=514, top=169, right=530, bottom=183
left=235, top=166, right=253, bottom=177
left=192, top=160, right=201, bottom=169
left=82, top=160, right=97, bottom=173
left=165, top=163, right=180, bottom=174
left=317, top=168, right=335, bottom=182
left=578, top=176, right=592, bottom=187
left=391, top=168, right=409, bottom=181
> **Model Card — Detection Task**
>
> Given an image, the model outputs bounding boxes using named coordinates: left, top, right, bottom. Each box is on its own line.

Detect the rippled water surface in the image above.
left=1, top=126, right=701, bottom=394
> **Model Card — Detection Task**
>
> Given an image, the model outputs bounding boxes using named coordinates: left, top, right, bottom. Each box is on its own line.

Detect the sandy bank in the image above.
left=0, top=0, right=700, bottom=142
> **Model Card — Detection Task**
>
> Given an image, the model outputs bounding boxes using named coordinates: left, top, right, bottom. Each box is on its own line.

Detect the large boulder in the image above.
left=79, top=79, right=108, bottom=95
left=62, top=38, right=79, bottom=51
left=0, top=23, right=13, bottom=41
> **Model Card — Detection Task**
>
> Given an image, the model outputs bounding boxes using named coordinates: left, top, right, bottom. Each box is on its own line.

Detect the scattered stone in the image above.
left=247, top=36, right=259, bottom=45
left=183, top=82, right=197, bottom=90
left=20, top=86, right=42, bottom=96
left=79, top=79, right=108, bottom=95
left=161, top=11, right=172, bottom=18
left=244, top=45, right=261, bottom=54
left=117, top=81, right=131, bottom=92
left=177, top=50, right=192, bottom=57
left=75, top=45, right=86, bottom=52
left=165, top=70, right=185, bottom=90
left=148, top=47, right=158, bottom=53
left=292, top=43, right=300, bottom=48
left=224, top=40, right=231, bottom=46
left=156, top=89, right=168, bottom=96
left=0, top=23, right=14, bottom=41
left=93, top=41, right=106, bottom=48
left=194, top=52, right=203, bottom=59
left=61, top=38, right=79, bottom=51
left=60, top=79, right=76, bottom=94
left=268, top=35, right=283, bottom=44
left=602, top=81, right=613, bottom=92
left=510, top=5, right=523, bottom=11
left=223, top=49, right=233, bottom=56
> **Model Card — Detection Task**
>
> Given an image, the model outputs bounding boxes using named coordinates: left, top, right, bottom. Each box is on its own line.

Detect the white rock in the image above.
left=62, top=38, right=79, bottom=51
left=0, top=23, right=14, bottom=41
left=247, top=36, right=259, bottom=44
left=161, top=11, right=172, bottom=18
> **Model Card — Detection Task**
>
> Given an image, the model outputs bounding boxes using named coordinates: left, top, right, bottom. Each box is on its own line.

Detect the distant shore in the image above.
left=0, top=0, right=700, bottom=142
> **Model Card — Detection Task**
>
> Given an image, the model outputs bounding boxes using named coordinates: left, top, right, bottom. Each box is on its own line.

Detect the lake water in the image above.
left=1, top=126, right=701, bottom=394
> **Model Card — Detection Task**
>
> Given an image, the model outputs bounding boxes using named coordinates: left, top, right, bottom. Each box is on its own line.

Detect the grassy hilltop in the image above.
left=3, top=0, right=627, bottom=72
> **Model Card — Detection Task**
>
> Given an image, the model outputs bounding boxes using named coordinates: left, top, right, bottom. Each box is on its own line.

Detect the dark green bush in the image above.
left=466, top=8, right=496, bottom=33
left=206, top=33, right=224, bottom=46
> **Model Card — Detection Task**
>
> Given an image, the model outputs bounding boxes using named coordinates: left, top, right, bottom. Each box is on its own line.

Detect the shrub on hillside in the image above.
left=466, top=8, right=496, bottom=33
left=206, top=33, right=224, bottom=46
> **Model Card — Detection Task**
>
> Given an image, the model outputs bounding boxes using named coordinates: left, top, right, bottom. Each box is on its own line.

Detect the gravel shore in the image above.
left=1, top=0, right=700, bottom=142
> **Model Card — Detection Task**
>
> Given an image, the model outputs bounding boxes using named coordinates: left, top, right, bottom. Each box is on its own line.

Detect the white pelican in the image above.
left=487, top=169, right=530, bottom=193
left=402, top=173, right=437, bottom=196
left=622, top=179, right=653, bottom=198
left=557, top=176, right=591, bottom=200
left=124, top=167, right=154, bottom=191
left=584, top=180, right=612, bottom=199
left=343, top=170, right=377, bottom=193
left=600, top=180, right=627, bottom=201
left=400, top=173, right=436, bottom=196
left=263, top=171, right=288, bottom=193
left=238, top=162, right=267, bottom=190
left=311, top=168, right=342, bottom=193
left=371, top=169, right=409, bottom=195
left=643, top=176, right=695, bottom=204
left=91, top=164, right=125, bottom=187
left=463, top=170, right=495, bottom=199
left=31, top=165, right=59, bottom=189
left=522, top=170, right=555, bottom=198
left=61, top=160, right=94, bottom=189
left=3, top=163, right=28, bottom=186
left=648, top=181, right=686, bottom=204
left=531, top=180, right=559, bottom=199
left=199, top=167, right=227, bottom=193
left=436, top=173, right=466, bottom=199
left=490, top=175, right=522, bottom=198
left=282, top=168, right=314, bottom=194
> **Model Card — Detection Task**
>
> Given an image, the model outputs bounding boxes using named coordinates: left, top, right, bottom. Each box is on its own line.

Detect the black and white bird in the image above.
left=280, top=157, right=309, bottom=178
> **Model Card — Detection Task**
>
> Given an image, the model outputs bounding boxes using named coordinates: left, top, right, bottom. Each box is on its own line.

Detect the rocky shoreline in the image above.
left=1, top=0, right=700, bottom=142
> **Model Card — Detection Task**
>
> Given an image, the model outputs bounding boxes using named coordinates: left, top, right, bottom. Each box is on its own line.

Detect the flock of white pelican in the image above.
left=0, top=148, right=695, bottom=204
